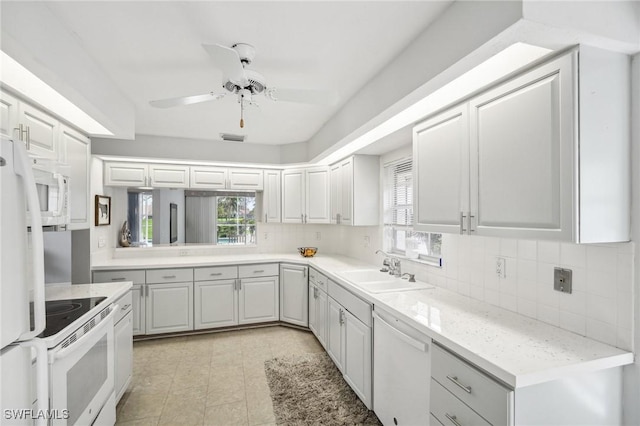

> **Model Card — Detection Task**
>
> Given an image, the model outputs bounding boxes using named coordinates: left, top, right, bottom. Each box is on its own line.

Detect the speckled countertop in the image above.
left=92, top=253, right=633, bottom=389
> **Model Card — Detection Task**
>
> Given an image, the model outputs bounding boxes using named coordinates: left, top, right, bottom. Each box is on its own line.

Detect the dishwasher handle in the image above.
left=373, top=311, right=428, bottom=352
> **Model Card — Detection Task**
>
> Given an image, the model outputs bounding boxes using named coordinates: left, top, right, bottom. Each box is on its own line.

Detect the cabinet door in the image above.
left=146, top=282, right=194, bottom=334
left=104, top=162, right=148, bottom=186
left=263, top=170, right=281, bottom=223
left=114, top=311, right=133, bottom=403
left=305, top=167, right=330, bottom=223
left=0, top=90, right=19, bottom=138
left=468, top=55, right=574, bottom=241
left=339, top=159, right=353, bottom=226
left=329, top=163, right=341, bottom=224
left=194, top=280, right=238, bottom=329
left=309, top=284, right=318, bottom=336
left=131, top=284, right=145, bottom=336
left=61, top=125, right=90, bottom=230
left=18, top=103, right=59, bottom=160
left=190, top=166, right=227, bottom=189
left=316, top=289, right=328, bottom=349
left=148, top=164, right=190, bottom=188
left=343, top=310, right=372, bottom=408
left=229, top=168, right=263, bottom=190
left=282, top=169, right=305, bottom=223
left=413, top=104, right=469, bottom=234
left=238, top=276, right=279, bottom=324
left=326, top=297, right=344, bottom=372
left=279, top=264, right=308, bottom=327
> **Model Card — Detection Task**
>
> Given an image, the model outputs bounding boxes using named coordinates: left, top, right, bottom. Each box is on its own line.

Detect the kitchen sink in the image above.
left=337, top=269, right=434, bottom=294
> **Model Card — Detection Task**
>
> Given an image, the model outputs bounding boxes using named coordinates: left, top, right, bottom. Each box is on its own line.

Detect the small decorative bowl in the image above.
left=298, top=247, right=318, bottom=257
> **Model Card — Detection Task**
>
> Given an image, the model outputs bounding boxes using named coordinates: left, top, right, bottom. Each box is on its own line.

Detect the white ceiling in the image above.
left=44, top=1, right=452, bottom=146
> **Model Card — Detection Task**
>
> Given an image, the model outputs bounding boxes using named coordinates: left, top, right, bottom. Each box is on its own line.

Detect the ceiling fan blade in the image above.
left=149, top=92, right=225, bottom=108
left=267, top=88, right=338, bottom=106
left=202, top=44, right=247, bottom=86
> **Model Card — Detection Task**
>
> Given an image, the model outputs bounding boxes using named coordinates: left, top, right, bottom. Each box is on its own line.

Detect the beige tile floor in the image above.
left=116, top=326, right=324, bottom=426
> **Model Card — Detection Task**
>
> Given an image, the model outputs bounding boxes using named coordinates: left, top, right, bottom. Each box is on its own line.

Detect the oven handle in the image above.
left=56, top=173, right=67, bottom=217
left=53, top=305, right=118, bottom=361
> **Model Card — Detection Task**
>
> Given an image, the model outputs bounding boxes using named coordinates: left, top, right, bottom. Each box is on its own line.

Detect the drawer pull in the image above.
left=162, top=275, right=176, bottom=279
left=121, top=304, right=131, bottom=311
left=253, top=270, right=264, bottom=273
left=210, top=273, right=223, bottom=276
left=111, top=277, right=126, bottom=281
left=446, top=375, right=472, bottom=393
left=445, top=413, right=463, bottom=426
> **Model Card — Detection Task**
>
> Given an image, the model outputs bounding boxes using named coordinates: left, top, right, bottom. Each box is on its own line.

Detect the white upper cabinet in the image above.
left=18, top=102, right=60, bottom=160
left=0, top=91, right=18, bottom=138
left=104, top=162, right=149, bottom=187
left=330, top=155, right=379, bottom=226
left=262, top=170, right=281, bottom=223
left=190, top=166, right=227, bottom=189
left=414, top=104, right=469, bottom=234
left=305, top=167, right=331, bottom=224
left=148, top=164, right=190, bottom=188
left=413, top=47, right=630, bottom=243
left=60, top=125, right=91, bottom=229
left=282, top=167, right=330, bottom=224
left=228, top=168, right=263, bottom=190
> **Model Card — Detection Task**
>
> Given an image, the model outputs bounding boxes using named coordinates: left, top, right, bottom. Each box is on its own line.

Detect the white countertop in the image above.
left=43, top=281, right=132, bottom=347
left=91, top=253, right=633, bottom=389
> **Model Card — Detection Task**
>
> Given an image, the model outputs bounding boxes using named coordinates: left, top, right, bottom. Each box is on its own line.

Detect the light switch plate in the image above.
left=554, top=267, right=572, bottom=294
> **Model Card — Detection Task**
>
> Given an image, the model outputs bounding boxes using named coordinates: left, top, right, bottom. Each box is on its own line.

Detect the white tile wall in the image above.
left=334, top=227, right=634, bottom=351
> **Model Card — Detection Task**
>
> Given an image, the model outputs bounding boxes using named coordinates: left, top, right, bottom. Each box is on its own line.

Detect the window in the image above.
left=383, top=158, right=441, bottom=262
left=127, top=191, right=153, bottom=245
left=185, top=191, right=255, bottom=245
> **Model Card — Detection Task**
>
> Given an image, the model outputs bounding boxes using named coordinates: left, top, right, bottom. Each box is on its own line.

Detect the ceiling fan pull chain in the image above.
left=240, top=99, right=245, bottom=128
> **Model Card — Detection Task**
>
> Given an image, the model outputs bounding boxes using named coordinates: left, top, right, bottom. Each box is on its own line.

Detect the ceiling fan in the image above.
left=149, top=43, right=337, bottom=128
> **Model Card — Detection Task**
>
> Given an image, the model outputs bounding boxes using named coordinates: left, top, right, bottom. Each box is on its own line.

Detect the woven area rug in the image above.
left=265, top=352, right=381, bottom=425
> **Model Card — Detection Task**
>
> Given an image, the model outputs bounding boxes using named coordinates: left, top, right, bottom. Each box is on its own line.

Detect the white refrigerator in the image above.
left=0, top=136, right=49, bottom=426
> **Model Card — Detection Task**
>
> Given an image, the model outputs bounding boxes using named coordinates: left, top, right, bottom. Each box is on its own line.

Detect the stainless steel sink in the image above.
left=337, top=269, right=434, bottom=294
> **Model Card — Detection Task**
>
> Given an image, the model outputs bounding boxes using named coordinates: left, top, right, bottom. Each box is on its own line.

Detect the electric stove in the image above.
left=33, top=296, right=107, bottom=338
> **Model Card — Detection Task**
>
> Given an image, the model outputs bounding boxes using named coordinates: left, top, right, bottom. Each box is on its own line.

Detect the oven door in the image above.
left=48, top=307, right=116, bottom=426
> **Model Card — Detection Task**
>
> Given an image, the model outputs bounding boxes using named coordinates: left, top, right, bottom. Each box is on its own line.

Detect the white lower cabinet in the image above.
left=114, top=291, right=133, bottom=404
left=92, top=269, right=146, bottom=335
left=131, top=284, right=145, bottom=336
left=326, top=281, right=372, bottom=409
left=238, top=276, right=279, bottom=324
left=146, top=281, right=194, bottom=334
left=279, top=264, right=308, bottom=327
left=308, top=282, right=327, bottom=349
left=194, top=279, right=238, bottom=329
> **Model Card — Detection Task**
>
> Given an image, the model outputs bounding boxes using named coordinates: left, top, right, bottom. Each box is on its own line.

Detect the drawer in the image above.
left=309, top=268, right=327, bottom=287
left=93, top=269, right=145, bottom=285
left=431, top=379, right=491, bottom=426
left=194, top=265, right=238, bottom=282
left=328, top=279, right=371, bottom=326
left=146, top=268, right=193, bottom=284
left=432, top=344, right=511, bottom=425
left=238, top=263, right=279, bottom=278
left=114, top=291, right=133, bottom=324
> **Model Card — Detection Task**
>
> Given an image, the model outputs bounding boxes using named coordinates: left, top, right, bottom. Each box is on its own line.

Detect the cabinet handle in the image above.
left=303, top=268, right=307, bottom=278
left=121, top=304, right=131, bottom=311
left=265, top=213, right=268, bottom=223
left=301, top=214, right=304, bottom=223
left=446, top=375, right=472, bottom=393
left=253, top=270, right=264, bottom=274
left=304, top=214, right=307, bottom=223
left=238, top=280, right=242, bottom=291
left=314, top=287, right=318, bottom=299
left=460, top=212, right=467, bottom=234
left=162, top=275, right=176, bottom=279
left=445, top=413, right=463, bottom=426
left=110, top=277, right=126, bottom=281
left=339, top=309, right=345, bottom=325
left=469, top=214, right=476, bottom=233
left=25, top=126, right=30, bottom=145
left=337, top=213, right=341, bottom=225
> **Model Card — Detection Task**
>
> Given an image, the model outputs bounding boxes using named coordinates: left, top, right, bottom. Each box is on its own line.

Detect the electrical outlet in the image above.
left=554, top=267, right=573, bottom=293
left=98, top=237, right=105, bottom=248
left=364, top=236, right=370, bottom=247
left=496, top=257, right=506, bottom=278
left=316, top=232, right=321, bottom=241
left=179, top=250, right=189, bottom=256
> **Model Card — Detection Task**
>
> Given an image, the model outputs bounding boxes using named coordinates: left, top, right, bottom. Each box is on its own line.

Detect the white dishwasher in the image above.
left=373, top=307, right=431, bottom=426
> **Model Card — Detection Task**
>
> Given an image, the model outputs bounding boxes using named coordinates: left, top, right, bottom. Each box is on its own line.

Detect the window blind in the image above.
left=383, top=158, right=413, bottom=230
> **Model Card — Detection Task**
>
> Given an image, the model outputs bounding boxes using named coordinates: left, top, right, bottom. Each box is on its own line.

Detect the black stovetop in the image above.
left=32, top=297, right=107, bottom=338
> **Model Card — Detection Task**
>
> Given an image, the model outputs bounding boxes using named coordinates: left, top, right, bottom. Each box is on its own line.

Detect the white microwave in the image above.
left=30, top=167, right=70, bottom=228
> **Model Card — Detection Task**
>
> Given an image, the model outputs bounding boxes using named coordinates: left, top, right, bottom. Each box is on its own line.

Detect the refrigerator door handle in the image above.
left=14, top=140, right=46, bottom=339
left=19, top=339, right=49, bottom=426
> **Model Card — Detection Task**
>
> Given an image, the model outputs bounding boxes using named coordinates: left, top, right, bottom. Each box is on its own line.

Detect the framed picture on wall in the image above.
left=95, top=195, right=111, bottom=226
